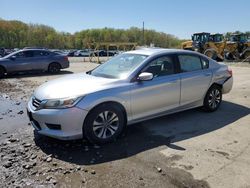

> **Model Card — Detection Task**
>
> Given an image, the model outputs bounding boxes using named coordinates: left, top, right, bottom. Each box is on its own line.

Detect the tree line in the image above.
left=0, top=19, right=249, bottom=50
left=0, top=19, right=182, bottom=49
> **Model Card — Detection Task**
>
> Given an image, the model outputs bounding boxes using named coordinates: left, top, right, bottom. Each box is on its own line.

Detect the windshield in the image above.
left=240, top=35, right=248, bottom=42
left=230, top=35, right=247, bottom=42
left=91, top=53, right=148, bottom=79
left=212, top=35, right=223, bottom=42
left=4, top=51, right=19, bottom=58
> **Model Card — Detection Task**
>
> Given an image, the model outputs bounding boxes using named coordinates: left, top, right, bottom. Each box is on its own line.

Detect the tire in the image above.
left=0, top=66, right=5, bottom=78
left=83, top=103, right=126, bottom=144
left=48, top=63, right=61, bottom=74
left=203, top=85, right=222, bottom=112
left=243, top=50, right=250, bottom=60
left=225, top=52, right=235, bottom=60
left=204, top=49, right=217, bottom=60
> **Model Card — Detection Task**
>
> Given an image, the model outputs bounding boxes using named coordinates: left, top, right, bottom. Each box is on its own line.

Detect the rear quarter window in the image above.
left=201, top=57, right=209, bottom=69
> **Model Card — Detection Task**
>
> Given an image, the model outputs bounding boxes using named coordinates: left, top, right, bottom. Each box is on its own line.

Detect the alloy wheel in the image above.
left=208, top=89, right=221, bottom=109
left=92, top=111, right=119, bottom=139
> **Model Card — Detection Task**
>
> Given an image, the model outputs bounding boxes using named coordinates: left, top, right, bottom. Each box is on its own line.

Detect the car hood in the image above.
left=34, top=73, right=120, bottom=100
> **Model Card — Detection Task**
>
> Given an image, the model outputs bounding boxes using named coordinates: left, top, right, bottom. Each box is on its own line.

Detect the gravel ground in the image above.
left=0, top=59, right=249, bottom=187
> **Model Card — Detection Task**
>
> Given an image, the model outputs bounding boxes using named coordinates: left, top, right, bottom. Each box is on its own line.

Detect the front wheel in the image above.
left=83, top=104, right=125, bottom=144
left=203, top=85, right=222, bottom=112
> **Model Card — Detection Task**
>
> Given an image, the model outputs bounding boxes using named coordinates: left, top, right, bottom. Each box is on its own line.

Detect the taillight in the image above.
left=64, top=56, right=68, bottom=61
left=227, top=67, right=233, bottom=77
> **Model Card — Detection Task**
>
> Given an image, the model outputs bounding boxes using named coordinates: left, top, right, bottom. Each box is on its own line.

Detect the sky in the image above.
left=0, top=0, right=250, bottom=39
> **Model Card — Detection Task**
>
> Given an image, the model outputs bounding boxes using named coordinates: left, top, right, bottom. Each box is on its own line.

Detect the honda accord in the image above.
left=27, top=48, right=233, bottom=144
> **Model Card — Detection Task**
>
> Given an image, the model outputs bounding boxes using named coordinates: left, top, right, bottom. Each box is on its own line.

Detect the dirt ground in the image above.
left=0, top=59, right=249, bottom=187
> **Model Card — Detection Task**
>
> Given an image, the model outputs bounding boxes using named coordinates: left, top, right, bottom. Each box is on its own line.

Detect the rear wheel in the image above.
left=83, top=103, right=125, bottom=144
left=48, top=63, right=61, bottom=74
left=0, top=66, right=5, bottom=78
left=203, top=85, right=222, bottom=112
left=243, top=50, right=250, bottom=60
left=225, top=52, right=235, bottom=60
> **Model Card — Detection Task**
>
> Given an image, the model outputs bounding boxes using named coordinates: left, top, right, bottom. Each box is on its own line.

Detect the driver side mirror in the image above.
left=9, top=56, right=16, bottom=60
left=191, top=35, right=194, bottom=41
left=137, top=72, right=153, bottom=81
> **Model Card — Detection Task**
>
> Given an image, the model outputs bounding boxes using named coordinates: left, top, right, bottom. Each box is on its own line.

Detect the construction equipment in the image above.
left=224, top=33, right=250, bottom=60
left=206, top=33, right=226, bottom=60
left=181, top=32, right=225, bottom=61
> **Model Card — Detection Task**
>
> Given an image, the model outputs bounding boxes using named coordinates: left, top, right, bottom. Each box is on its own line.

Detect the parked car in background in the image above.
left=67, top=50, right=77, bottom=57
left=75, top=49, right=92, bottom=57
left=0, top=49, right=69, bottom=78
left=50, top=49, right=68, bottom=56
left=27, top=48, right=233, bottom=144
left=94, top=50, right=115, bottom=57
left=0, top=48, right=5, bottom=57
left=13, top=48, right=20, bottom=52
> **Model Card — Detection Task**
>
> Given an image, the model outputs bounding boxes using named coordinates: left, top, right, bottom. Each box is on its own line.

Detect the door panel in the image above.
left=180, top=69, right=212, bottom=105
left=177, top=54, right=212, bottom=105
left=31, top=51, right=50, bottom=70
left=8, top=57, right=31, bottom=72
left=30, top=56, right=46, bottom=70
left=130, top=74, right=180, bottom=120
left=8, top=51, right=34, bottom=72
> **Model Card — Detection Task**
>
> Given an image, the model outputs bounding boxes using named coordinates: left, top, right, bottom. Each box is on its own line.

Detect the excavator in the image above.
left=181, top=32, right=225, bottom=61
left=224, top=33, right=250, bottom=60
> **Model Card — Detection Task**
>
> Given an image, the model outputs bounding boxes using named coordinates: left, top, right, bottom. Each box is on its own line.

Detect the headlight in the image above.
left=42, top=97, right=82, bottom=109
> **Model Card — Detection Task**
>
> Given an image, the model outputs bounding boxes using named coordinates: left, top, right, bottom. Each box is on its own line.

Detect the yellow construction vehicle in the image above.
left=225, top=33, right=250, bottom=60
left=181, top=32, right=225, bottom=61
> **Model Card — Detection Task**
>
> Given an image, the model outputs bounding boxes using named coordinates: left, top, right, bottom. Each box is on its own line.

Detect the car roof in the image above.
left=125, top=48, right=201, bottom=56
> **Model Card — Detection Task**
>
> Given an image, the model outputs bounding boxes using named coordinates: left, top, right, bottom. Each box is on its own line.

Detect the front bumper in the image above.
left=27, top=99, right=88, bottom=140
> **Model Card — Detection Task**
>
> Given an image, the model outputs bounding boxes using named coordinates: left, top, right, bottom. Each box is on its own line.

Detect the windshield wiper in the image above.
left=86, top=70, right=92, bottom=75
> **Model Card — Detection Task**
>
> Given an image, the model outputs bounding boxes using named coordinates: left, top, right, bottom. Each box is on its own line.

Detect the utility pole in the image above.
left=142, top=21, right=145, bottom=46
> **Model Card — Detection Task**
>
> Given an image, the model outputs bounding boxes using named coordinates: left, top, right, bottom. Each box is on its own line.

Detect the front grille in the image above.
left=32, top=97, right=41, bottom=109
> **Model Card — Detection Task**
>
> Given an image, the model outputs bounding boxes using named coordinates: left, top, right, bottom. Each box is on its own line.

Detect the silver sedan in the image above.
left=27, top=48, right=233, bottom=144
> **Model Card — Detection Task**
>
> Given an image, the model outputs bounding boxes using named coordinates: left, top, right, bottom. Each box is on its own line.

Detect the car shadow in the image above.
left=2, top=70, right=73, bottom=79
left=34, top=101, right=250, bottom=165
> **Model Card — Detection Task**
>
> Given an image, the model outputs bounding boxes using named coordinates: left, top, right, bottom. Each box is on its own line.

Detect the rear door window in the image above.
left=23, top=51, right=34, bottom=58
left=178, top=55, right=202, bottom=72
left=34, top=50, right=50, bottom=57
